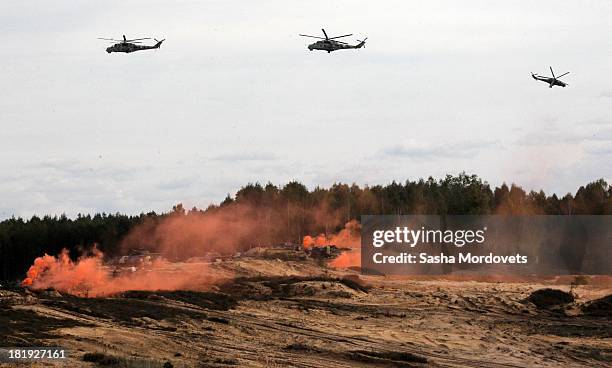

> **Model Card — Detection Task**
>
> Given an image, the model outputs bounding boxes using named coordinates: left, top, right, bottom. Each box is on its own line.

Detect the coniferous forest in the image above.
left=1, top=174, right=610, bottom=281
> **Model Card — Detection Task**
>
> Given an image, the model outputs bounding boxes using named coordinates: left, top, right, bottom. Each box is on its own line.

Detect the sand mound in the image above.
left=0, top=289, right=37, bottom=306
left=582, top=294, right=612, bottom=317
left=285, top=281, right=363, bottom=298
left=526, top=288, right=574, bottom=309
left=119, top=290, right=237, bottom=310
left=219, top=275, right=370, bottom=301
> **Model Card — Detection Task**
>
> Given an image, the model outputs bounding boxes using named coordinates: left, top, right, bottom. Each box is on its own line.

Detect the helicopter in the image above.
left=299, top=29, right=366, bottom=53
left=532, top=67, right=569, bottom=88
left=98, top=35, right=165, bottom=54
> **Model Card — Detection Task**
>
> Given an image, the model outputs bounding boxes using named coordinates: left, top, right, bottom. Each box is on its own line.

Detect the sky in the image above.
left=1, top=0, right=611, bottom=219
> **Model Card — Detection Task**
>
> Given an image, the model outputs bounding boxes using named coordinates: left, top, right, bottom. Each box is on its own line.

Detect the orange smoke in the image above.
left=22, top=202, right=366, bottom=294
left=120, top=203, right=276, bottom=260
left=328, top=251, right=360, bottom=268
left=22, top=248, right=218, bottom=297
left=302, top=234, right=327, bottom=249
left=302, top=235, right=314, bottom=249
left=302, top=220, right=362, bottom=268
left=302, top=220, right=361, bottom=249
left=328, top=220, right=360, bottom=248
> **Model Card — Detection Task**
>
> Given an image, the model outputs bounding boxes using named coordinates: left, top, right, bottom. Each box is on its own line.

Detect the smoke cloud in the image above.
left=22, top=202, right=363, bottom=295
left=303, top=220, right=362, bottom=268
left=22, top=248, right=219, bottom=297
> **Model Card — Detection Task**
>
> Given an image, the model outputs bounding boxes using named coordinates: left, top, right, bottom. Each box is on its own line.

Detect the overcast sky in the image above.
left=1, top=0, right=611, bottom=219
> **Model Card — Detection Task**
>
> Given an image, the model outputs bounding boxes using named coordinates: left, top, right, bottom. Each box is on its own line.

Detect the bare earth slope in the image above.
left=1, top=258, right=611, bottom=367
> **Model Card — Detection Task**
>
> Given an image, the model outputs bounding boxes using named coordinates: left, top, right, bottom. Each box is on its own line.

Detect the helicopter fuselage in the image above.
left=532, top=74, right=567, bottom=88
left=308, top=40, right=364, bottom=53
left=106, top=41, right=163, bottom=53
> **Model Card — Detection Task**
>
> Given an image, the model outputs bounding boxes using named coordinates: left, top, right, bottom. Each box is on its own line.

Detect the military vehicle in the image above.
left=532, top=67, right=570, bottom=88
left=98, top=35, right=165, bottom=53
left=300, top=29, right=366, bottom=53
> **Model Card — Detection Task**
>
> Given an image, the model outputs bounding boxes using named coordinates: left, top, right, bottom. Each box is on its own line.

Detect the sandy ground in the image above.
left=1, top=258, right=611, bottom=368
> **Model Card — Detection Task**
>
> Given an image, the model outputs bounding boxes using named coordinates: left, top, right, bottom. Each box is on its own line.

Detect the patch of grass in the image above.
left=207, top=316, right=229, bottom=324
left=42, top=296, right=208, bottom=326
left=213, top=357, right=239, bottom=365
left=348, top=350, right=427, bottom=365
left=198, top=355, right=239, bottom=366
left=526, top=288, right=574, bottom=309
left=572, top=275, right=591, bottom=286
left=0, top=306, right=94, bottom=346
left=338, top=275, right=371, bottom=293
left=284, top=343, right=321, bottom=353
left=82, top=352, right=166, bottom=367
left=582, top=294, right=612, bottom=318
left=120, top=290, right=237, bottom=311
left=220, top=275, right=370, bottom=300
left=82, top=352, right=120, bottom=365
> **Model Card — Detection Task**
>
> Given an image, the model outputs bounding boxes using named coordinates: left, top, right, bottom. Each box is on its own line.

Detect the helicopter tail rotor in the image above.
left=154, top=39, right=165, bottom=48
left=356, top=37, right=367, bottom=48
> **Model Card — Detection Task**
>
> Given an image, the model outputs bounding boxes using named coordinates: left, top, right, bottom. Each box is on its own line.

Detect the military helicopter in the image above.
left=98, top=35, right=165, bottom=54
left=299, top=29, right=366, bottom=53
left=532, top=67, right=570, bottom=88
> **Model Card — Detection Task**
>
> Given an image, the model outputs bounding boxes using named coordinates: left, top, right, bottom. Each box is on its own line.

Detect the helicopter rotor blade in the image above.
left=321, top=28, right=329, bottom=40
left=329, top=34, right=352, bottom=39
left=125, top=37, right=151, bottom=42
left=549, top=66, right=556, bottom=80
left=98, top=38, right=123, bottom=42
left=556, top=72, right=570, bottom=79
left=299, top=34, right=326, bottom=40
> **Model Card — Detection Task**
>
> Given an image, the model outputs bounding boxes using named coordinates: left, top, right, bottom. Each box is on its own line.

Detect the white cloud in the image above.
left=380, top=139, right=497, bottom=159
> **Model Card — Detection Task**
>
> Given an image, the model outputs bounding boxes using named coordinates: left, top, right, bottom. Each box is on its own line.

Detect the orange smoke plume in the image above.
left=302, top=235, right=314, bottom=249
left=302, top=220, right=362, bottom=268
left=328, top=251, right=361, bottom=268
left=120, top=203, right=270, bottom=259
left=302, top=220, right=361, bottom=250
left=328, top=220, right=360, bottom=248
left=302, top=234, right=328, bottom=249
left=22, top=248, right=218, bottom=297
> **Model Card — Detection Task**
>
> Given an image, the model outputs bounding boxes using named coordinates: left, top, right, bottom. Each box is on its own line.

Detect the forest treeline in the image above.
left=1, top=173, right=610, bottom=281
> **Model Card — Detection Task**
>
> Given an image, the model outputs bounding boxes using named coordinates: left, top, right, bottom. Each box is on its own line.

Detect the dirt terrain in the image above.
left=1, top=258, right=611, bottom=368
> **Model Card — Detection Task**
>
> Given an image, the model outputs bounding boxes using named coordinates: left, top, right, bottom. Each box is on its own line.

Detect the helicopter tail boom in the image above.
left=153, top=39, right=165, bottom=48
